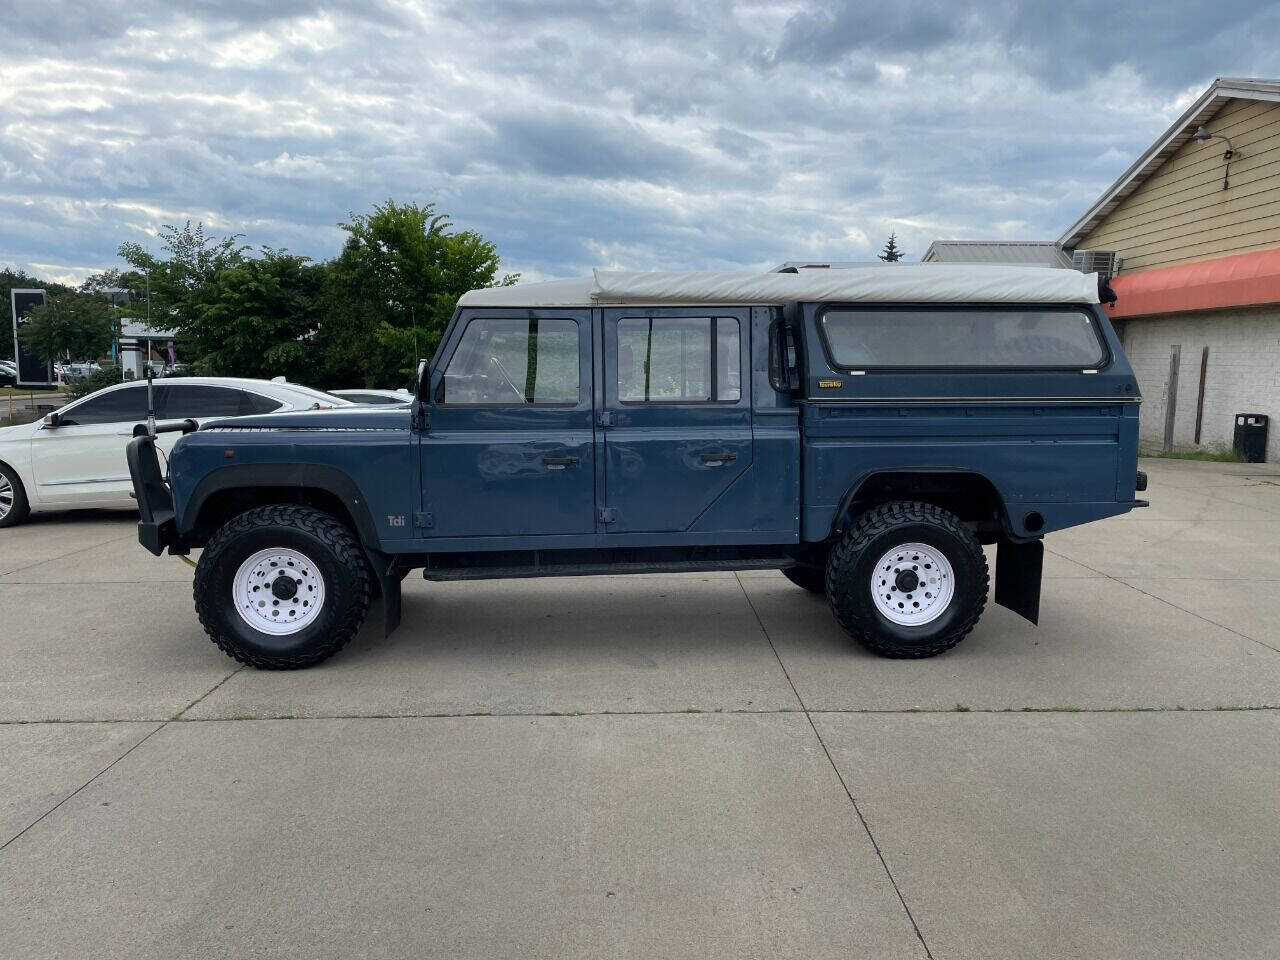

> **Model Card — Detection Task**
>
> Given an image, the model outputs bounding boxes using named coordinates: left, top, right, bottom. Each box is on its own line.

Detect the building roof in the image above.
left=120, top=319, right=176, bottom=339
left=1058, top=77, right=1280, bottom=249
left=457, top=266, right=1100, bottom=308
left=921, top=241, right=1073, bottom=268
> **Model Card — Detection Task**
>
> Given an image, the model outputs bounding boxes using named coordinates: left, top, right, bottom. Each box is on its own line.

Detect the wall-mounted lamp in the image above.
left=1191, top=125, right=1236, bottom=190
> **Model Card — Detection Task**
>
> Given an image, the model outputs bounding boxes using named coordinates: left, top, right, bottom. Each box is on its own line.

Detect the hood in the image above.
left=198, top=405, right=413, bottom=432
left=0, top=419, right=38, bottom=442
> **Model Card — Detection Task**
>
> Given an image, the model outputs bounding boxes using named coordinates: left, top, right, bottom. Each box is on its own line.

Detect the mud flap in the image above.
left=366, top=549, right=404, bottom=638
left=995, top=537, right=1043, bottom=625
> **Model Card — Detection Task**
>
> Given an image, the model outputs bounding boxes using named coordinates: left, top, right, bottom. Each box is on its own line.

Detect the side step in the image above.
left=424, top=557, right=793, bottom=582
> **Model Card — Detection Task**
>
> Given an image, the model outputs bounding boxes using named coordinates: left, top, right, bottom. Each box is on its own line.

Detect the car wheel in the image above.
left=826, top=501, right=988, bottom=658
left=0, top=462, right=30, bottom=528
left=781, top=565, right=826, bottom=594
left=194, top=505, right=371, bottom=669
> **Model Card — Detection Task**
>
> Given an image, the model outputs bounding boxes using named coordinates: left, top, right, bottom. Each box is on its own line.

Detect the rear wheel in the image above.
left=826, top=501, right=988, bottom=658
left=0, top=463, right=30, bottom=528
left=194, top=505, right=371, bottom=669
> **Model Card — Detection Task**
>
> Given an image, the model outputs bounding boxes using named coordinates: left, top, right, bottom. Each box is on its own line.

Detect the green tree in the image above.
left=18, top=293, right=115, bottom=366
left=878, top=232, right=904, bottom=262
left=117, top=222, right=248, bottom=360
left=318, top=200, right=517, bottom=387
left=187, top=251, right=328, bottom=381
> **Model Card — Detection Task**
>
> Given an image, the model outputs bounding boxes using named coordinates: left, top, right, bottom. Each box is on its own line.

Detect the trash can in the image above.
left=1232, top=413, right=1269, bottom=463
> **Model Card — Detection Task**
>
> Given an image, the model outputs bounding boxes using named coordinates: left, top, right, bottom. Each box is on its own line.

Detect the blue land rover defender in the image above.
left=129, top=265, right=1146, bottom=668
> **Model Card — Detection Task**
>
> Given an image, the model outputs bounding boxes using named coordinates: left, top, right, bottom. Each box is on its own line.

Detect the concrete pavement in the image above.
left=1, top=457, right=1278, bottom=958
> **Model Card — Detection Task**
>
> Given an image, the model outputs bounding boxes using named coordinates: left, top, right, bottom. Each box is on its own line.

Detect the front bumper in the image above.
left=127, top=435, right=178, bottom=556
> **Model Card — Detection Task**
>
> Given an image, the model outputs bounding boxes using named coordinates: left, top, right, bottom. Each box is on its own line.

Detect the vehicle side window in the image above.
left=820, top=307, right=1106, bottom=369
left=441, top=318, right=579, bottom=405
left=57, top=385, right=148, bottom=425
left=617, top=317, right=740, bottom=402
left=160, top=385, right=281, bottom=419
left=244, top=392, right=285, bottom=414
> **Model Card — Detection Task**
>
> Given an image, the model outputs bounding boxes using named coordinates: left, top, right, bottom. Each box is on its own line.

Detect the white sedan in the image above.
left=0, top=377, right=350, bottom=527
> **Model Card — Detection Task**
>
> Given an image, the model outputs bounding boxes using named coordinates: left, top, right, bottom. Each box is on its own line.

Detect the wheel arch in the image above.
left=831, top=468, right=1010, bottom=542
left=180, top=464, right=379, bottom=550
left=0, top=454, right=31, bottom=515
left=0, top=454, right=25, bottom=484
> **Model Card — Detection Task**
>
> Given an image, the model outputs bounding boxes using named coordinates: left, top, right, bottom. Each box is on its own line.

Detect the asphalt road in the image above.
left=2, top=456, right=1278, bottom=959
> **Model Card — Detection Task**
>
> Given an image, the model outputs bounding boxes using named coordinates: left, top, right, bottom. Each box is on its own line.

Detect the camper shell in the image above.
left=130, top=264, right=1145, bottom=668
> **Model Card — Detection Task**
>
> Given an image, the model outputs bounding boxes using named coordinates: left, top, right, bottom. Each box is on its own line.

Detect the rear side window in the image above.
left=820, top=307, right=1106, bottom=369
left=442, top=317, right=580, bottom=405
left=161, top=385, right=281, bottom=419
left=617, top=317, right=740, bottom=402
left=58, top=385, right=148, bottom=425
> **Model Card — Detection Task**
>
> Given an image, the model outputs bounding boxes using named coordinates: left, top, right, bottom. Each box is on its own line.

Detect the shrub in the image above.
left=66, top=366, right=124, bottom=400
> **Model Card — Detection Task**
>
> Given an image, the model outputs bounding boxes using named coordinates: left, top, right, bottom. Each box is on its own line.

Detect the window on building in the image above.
left=442, top=317, right=580, bottom=405
left=617, top=317, right=741, bottom=402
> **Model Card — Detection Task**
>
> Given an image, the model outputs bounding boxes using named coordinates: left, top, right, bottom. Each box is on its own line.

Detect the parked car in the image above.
left=55, top=361, right=102, bottom=382
left=0, top=360, right=16, bottom=387
left=129, top=265, right=1146, bottom=669
left=0, top=377, right=351, bottom=527
left=329, top=388, right=413, bottom=405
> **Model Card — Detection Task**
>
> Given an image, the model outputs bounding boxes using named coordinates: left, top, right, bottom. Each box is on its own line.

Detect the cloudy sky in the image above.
left=4, top=1, right=1280, bottom=284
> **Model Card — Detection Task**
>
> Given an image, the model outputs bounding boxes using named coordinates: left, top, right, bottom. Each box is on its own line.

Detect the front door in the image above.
left=30, top=382, right=156, bottom=506
left=600, top=308, right=752, bottom=533
left=421, top=310, right=596, bottom=538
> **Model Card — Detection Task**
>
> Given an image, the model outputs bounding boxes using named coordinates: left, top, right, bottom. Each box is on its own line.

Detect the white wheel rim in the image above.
left=0, top=474, right=12, bottom=519
left=871, top=542, right=955, bottom=627
left=233, top=548, right=326, bottom=636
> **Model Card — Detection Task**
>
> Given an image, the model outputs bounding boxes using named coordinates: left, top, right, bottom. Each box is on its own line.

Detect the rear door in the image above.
left=421, top=311, right=596, bottom=538
left=600, top=308, right=752, bottom=533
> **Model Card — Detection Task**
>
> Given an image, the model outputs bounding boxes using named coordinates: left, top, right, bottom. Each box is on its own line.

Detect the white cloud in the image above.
left=2, top=0, right=1279, bottom=281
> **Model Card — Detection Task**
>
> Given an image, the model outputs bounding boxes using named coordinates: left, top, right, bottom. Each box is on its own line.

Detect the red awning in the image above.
left=1107, top=247, right=1280, bottom=318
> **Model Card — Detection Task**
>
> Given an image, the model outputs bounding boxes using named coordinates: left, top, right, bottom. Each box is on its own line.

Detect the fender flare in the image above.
left=180, top=462, right=381, bottom=549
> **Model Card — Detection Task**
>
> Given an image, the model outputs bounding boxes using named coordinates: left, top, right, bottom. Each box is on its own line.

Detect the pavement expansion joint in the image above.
left=733, top=572, right=936, bottom=960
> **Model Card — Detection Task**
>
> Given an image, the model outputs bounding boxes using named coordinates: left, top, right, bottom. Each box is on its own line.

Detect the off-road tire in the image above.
left=782, top=565, right=826, bottom=594
left=825, top=501, right=988, bottom=658
left=194, top=505, right=371, bottom=669
left=0, top=461, right=30, bottom=528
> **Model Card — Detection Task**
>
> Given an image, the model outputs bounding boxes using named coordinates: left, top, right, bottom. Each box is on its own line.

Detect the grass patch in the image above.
left=1150, top=446, right=1246, bottom=463
left=0, top=386, right=63, bottom=398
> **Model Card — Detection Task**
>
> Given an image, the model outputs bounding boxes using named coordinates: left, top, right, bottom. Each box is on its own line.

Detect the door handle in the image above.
left=700, top=450, right=737, bottom=465
left=542, top=455, right=581, bottom=469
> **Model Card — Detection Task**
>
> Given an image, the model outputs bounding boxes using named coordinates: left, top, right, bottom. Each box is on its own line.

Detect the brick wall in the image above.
left=1119, top=305, right=1280, bottom=461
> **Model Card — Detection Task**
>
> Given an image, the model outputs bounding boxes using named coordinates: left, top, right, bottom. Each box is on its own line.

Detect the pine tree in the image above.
left=878, top=233, right=903, bottom=262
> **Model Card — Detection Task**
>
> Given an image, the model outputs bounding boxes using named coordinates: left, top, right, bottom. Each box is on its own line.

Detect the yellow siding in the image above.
left=1078, top=97, right=1280, bottom=272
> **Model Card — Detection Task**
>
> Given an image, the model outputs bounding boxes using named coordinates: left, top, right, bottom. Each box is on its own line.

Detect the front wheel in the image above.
left=826, top=501, right=988, bottom=658
left=194, top=505, right=371, bottom=669
left=0, top=462, right=30, bottom=528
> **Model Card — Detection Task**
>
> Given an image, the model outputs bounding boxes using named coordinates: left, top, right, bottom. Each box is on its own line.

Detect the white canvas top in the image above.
left=457, top=264, right=1100, bottom=308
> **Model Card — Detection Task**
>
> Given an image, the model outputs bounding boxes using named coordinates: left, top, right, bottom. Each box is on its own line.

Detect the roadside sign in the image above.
left=10, top=288, right=53, bottom=387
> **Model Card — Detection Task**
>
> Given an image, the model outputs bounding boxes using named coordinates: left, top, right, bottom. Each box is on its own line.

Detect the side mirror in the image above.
left=42, top=412, right=61, bottom=428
